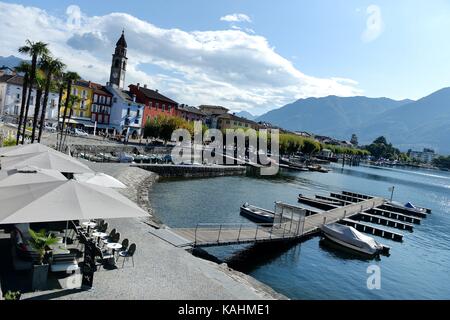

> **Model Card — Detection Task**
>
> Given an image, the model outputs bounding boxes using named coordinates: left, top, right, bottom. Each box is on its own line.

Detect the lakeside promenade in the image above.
left=22, top=162, right=285, bottom=300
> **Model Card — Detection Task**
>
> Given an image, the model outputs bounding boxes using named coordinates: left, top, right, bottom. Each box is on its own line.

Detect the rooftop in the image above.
left=129, top=84, right=178, bottom=105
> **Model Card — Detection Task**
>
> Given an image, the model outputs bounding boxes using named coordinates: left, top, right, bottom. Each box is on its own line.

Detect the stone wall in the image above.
left=70, top=144, right=173, bottom=156
left=132, top=164, right=246, bottom=178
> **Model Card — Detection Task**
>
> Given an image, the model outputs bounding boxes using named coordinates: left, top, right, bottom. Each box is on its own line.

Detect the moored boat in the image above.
left=320, top=223, right=388, bottom=255
left=240, top=203, right=274, bottom=224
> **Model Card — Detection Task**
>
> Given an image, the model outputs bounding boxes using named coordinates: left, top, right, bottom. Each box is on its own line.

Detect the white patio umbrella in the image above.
left=0, top=143, right=56, bottom=157
left=0, top=150, right=93, bottom=173
left=0, top=166, right=67, bottom=186
left=73, top=172, right=127, bottom=189
left=0, top=179, right=147, bottom=224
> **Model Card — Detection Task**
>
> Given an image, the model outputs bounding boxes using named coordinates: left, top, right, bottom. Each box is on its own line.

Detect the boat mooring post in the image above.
left=389, top=186, right=395, bottom=202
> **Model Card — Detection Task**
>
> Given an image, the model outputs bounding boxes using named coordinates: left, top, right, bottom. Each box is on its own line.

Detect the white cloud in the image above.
left=362, top=4, right=383, bottom=43
left=0, top=2, right=362, bottom=114
left=220, top=13, right=252, bottom=23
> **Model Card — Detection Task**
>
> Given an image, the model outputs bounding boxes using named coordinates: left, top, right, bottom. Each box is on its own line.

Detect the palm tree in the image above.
left=54, top=79, right=65, bottom=150
left=61, top=95, right=82, bottom=150
left=18, top=40, right=49, bottom=144
left=14, top=61, right=31, bottom=145
left=30, top=69, right=45, bottom=143
left=59, top=71, right=80, bottom=151
left=37, top=55, right=65, bottom=143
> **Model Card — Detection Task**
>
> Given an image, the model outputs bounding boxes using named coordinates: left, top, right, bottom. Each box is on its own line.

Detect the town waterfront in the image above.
left=150, top=164, right=450, bottom=299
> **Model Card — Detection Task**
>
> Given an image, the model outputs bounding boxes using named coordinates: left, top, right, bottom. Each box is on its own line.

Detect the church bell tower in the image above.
left=109, top=30, right=128, bottom=89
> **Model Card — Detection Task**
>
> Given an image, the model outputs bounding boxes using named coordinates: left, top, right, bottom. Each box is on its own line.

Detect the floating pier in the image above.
left=350, top=212, right=414, bottom=231
left=340, top=219, right=403, bottom=242
left=166, top=191, right=430, bottom=253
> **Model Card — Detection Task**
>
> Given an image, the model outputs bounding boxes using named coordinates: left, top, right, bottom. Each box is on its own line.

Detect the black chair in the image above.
left=101, top=228, right=116, bottom=246
left=94, top=245, right=114, bottom=270
left=121, top=239, right=129, bottom=252
left=112, top=232, right=120, bottom=244
left=117, top=243, right=136, bottom=268
left=99, top=222, right=108, bottom=233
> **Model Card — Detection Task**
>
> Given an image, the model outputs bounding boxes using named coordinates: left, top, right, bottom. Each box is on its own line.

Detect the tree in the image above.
left=28, top=228, right=58, bottom=265
left=58, top=71, right=80, bottom=151
left=350, top=134, right=358, bottom=146
left=364, top=136, right=402, bottom=160
left=143, top=118, right=160, bottom=139
left=14, top=61, right=31, bottom=145
left=30, top=69, right=45, bottom=143
left=18, top=40, right=49, bottom=144
left=301, top=138, right=321, bottom=155
left=373, top=136, right=388, bottom=145
left=37, top=55, right=65, bottom=143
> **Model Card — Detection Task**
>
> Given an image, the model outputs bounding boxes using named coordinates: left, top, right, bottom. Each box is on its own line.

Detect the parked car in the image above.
left=74, top=128, right=88, bottom=137
left=118, top=152, right=134, bottom=163
left=44, top=125, right=57, bottom=133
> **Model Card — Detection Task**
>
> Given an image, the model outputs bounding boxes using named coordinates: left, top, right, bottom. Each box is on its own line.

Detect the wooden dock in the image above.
left=171, top=197, right=384, bottom=247
left=165, top=191, right=430, bottom=250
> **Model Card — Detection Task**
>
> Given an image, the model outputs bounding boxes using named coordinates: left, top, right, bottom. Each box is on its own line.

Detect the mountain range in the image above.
left=0, top=55, right=24, bottom=69
left=236, top=111, right=257, bottom=120
left=256, top=89, right=450, bottom=154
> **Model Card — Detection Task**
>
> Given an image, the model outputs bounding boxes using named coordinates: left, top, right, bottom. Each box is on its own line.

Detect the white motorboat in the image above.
left=320, top=223, right=386, bottom=255
left=390, top=201, right=428, bottom=214
left=240, top=203, right=274, bottom=224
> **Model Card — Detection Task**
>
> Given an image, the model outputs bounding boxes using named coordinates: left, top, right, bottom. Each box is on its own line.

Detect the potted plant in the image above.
left=28, top=229, right=58, bottom=291
left=4, top=290, right=21, bottom=300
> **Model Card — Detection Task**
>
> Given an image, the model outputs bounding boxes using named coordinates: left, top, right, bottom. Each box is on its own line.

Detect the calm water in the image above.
left=150, top=164, right=450, bottom=299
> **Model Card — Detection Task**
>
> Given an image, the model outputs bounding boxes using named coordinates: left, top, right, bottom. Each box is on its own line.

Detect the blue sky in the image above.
left=1, top=0, right=450, bottom=114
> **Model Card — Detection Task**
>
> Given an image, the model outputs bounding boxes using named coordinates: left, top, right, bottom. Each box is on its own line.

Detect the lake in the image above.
left=149, top=164, right=450, bottom=299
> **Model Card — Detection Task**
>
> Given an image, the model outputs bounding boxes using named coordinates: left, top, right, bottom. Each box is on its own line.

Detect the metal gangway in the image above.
left=172, top=202, right=307, bottom=247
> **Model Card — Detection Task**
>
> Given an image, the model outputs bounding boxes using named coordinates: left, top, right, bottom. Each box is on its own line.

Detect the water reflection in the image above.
left=318, top=238, right=381, bottom=262
left=225, top=240, right=301, bottom=273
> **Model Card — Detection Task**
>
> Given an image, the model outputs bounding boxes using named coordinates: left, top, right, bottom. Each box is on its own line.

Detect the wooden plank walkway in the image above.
left=171, top=197, right=385, bottom=247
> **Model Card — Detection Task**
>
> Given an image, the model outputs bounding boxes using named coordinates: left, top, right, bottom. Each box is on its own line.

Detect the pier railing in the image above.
left=192, top=222, right=302, bottom=246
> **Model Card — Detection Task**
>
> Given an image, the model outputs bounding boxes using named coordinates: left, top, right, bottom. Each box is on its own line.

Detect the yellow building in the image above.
left=60, top=80, right=94, bottom=128
left=216, top=113, right=260, bottom=131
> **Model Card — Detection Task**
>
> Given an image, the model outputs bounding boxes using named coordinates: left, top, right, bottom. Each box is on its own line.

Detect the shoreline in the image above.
left=77, top=161, right=288, bottom=300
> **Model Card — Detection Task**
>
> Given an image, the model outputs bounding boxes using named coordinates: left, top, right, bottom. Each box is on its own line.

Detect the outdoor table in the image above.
left=82, top=222, right=97, bottom=233
left=92, top=232, right=108, bottom=245
left=106, top=243, right=122, bottom=262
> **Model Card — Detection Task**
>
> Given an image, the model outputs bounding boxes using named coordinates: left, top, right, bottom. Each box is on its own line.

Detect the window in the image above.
left=226, top=120, right=230, bottom=124
left=30, top=96, right=34, bottom=105
left=127, top=108, right=130, bottom=115
left=82, top=90, right=86, bottom=98
left=16, top=93, right=20, bottom=99
left=156, top=103, right=160, bottom=109
left=80, top=111, right=84, bottom=118
left=113, top=97, right=117, bottom=103
left=162, top=104, right=166, bottom=111
left=106, top=97, right=110, bottom=104
left=94, top=94, right=98, bottom=103
left=136, top=109, right=140, bottom=117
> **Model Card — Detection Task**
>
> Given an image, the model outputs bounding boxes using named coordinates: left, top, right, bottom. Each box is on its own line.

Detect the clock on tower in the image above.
left=109, top=30, right=128, bottom=89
